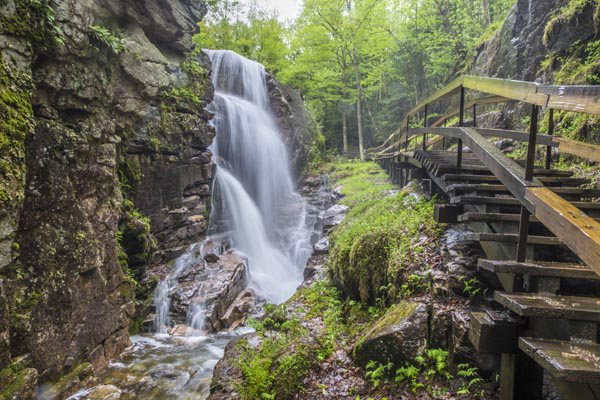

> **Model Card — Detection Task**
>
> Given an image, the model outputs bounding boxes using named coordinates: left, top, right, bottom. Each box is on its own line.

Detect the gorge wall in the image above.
left=474, top=0, right=598, bottom=83
left=0, top=0, right=215, bottom=393
left=0, top=1, right=318, bottom=396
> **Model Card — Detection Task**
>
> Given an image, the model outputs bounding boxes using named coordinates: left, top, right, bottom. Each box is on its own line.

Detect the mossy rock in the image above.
left=40, top=362, right=95, bottom=399
left=0, top=357, right=38, bottom=400
left=270, top=338, right=320, bottom=400
left=353, top=301, right=429, bottom=367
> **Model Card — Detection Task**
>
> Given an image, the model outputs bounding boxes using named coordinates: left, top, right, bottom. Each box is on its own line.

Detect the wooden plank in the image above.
left=448, top=184, right=600, bottom=197
left=466, top=232, right=562, bottom=245
left=519, top=337, right=600, bottom=383
left=462, top=76, right=549, bottom=107
left=458, top=127, right=543, bottom=211
left=539, top=85, right=600, bottom=115
left=526, top=187, right=600, bottom=277
left=495, top=292, right=600, bottom=321
left=475, top=128, right=557, bottom=147
left=458, top=212, right=536, bottom=223
left=451, top=196, right=521, bottom=206
left=431, top=96, right=512, bottom=128
left=469, top=311, right=521, bottom=354
left=556, top=137, right=600, bottom=163
left=478, top=259, right=599, bottom=280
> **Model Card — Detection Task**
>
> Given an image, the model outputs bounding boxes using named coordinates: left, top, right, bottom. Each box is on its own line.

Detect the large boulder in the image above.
left=169, top=252, right=250, bottom=332
left=352, top=302, right=429, bottom=367
left=267, top=75, right=321, bottom=176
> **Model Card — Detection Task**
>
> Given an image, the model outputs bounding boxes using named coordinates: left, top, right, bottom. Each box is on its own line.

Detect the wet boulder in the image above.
left=313, top=237, right=329, bottom=255
left=170, top=252, right=249, bottom=332
left=352, top=302, right=428, bottom=367
left=209, top=333, right=262, bottom=400
left=323, top=204, right=348, bottom=231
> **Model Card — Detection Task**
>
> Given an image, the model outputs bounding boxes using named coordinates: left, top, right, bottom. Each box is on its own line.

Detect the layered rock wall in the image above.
left=0, top=0, right=214, bottom=390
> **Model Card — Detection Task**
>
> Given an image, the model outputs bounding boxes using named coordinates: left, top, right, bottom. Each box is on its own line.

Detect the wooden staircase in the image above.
left=424, top=152, right=600, bottom=399
left=371, top=75, right=600, bottom=399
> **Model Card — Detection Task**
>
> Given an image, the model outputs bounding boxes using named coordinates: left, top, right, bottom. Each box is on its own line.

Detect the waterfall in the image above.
left=153, top=50, right=312, bottom=333
left=207, top=49, right=311, bottom=303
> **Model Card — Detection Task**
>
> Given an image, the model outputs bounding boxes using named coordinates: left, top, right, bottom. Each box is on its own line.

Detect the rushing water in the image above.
left=78, top=51, right=317, bottom=399
left=207, top=49, right=312, bottom=303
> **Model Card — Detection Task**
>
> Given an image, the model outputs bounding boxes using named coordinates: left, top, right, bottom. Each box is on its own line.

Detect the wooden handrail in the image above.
left=375, top=127, right=558, bottom=158
left=372, top=75, right=600, bottom=157
left=433, top=127, right=600, bottom=274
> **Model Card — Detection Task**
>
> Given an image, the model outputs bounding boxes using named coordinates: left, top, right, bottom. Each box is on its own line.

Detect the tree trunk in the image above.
left=342, top=111, right=349, bottom=155
left=482, top=0, right=491, bottom=23
left=352, top=47, right=365, bottom=161
left=362, top=92, right=380, bottom=137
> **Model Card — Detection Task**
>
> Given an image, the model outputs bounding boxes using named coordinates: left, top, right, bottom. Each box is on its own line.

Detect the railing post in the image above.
left=473, top=103, right=477, bottom=128
left=525, top=105, right=539, bottom=182
left=516, top=105, right=539, bottom=265
left=442, top=120, right=446, bottom=150
left=457, top=86, right=465, bottom=173
left=545, top=108, right=554, bottom=170
left=405, top=116, right=409, bottom=152
left=423, top=104, right=428, bottom=151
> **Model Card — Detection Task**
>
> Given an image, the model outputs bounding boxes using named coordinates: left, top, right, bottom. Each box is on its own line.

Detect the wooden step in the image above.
left=458, top=212, right=539, bottom=223
left=458, top=212, right=600, bottom=224
left=519, top=337, right=600, bottom=383
left=452, top=196, right=521, bottom=206
left=452, top=196, right=600, bottom=210
left=495, top=292, right=600, bottom=321
left=448, top=184, right=600, bottom=197
left=469, top=310, right=523, bottom=353
left=478, top=259, right=599, bottom=280
left=442, top=174, right=590, bottom=186
left=465, top=233, right=562, bottom=245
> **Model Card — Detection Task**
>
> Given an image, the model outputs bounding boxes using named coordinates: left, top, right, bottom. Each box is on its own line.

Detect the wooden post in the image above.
left=405, top=116, right=409, bottom=152
left=423, top=104, right=428, bottom=151
left=516, top=105, right=539, bottom=264
left=525, top=105, right=539, bottom=182
left=457, top=87, right=465, bottom=173
left=545, top=108, right=554, bottom=170
left=516, top=206, right=530, bottom=265
left=442, top=119, right=446, bottom=150
left=473, top=103, right=477, bottom=128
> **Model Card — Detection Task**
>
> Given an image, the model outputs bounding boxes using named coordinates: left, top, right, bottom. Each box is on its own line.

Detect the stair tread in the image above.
left=495, top=292, right=600, bottom=321
left=478, top=259, right=598, bottom=279
left=442, top=174, right=589, bottom=186
left=448, top=184, right=600, bottom=196
left=465, top=232, right=562, bottom=245
left=519, top=337, right=600, bottom=382
left=458, top=212, right=540, bottom=223
left=452, top=196, right=600, bottom=209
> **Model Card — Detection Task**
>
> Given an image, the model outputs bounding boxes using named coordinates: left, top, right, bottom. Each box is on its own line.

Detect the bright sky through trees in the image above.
left=239, top=0, right=301, bottom=21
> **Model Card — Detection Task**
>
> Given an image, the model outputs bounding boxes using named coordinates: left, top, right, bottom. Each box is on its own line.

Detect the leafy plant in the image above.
left=366, top=360, right=393, bottom=388
left=88, top=25, right=124, bottom=54
left=460, top=276, right=482, bottom=298
left=456, top=363, right=484, bottom=395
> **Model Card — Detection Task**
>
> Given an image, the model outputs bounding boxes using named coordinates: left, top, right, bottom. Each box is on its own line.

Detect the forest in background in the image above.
left=195, top=0, right=515, bottom=155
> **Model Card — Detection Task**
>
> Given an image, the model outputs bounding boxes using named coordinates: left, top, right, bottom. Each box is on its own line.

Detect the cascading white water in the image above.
left=207, top=49, right=311, bottom=303
left=153, top=50, right=312, bottom=334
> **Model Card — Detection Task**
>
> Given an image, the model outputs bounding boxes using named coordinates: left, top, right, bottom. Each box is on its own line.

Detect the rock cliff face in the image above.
left=268, top=75, right=320, bottom=176
left=473, top=0, right=597, bottom=81
left=0, top=0, right=215, bottom=392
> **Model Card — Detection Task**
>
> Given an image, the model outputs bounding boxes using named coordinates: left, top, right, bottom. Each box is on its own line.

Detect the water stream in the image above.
left=78, top=50, right=319, bottom=399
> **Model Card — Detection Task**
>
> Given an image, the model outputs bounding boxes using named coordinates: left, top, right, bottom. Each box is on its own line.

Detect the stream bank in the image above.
left=209, top=161, right=497, bottom=400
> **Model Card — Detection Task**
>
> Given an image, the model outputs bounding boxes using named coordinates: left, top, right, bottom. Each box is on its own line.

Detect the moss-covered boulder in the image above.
left=352, top=301, right=429, bottom=367
left=0, top=356, right=38, bottom=400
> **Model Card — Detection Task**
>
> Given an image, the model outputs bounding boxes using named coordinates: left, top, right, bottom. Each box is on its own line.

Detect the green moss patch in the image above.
left=0, top=59, right=33, bottom=210
left=327, top=162, right=442, bottom=304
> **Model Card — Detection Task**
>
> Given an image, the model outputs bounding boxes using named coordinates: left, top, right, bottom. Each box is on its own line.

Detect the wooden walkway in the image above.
left=371, top=76, right=600, bottom=400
